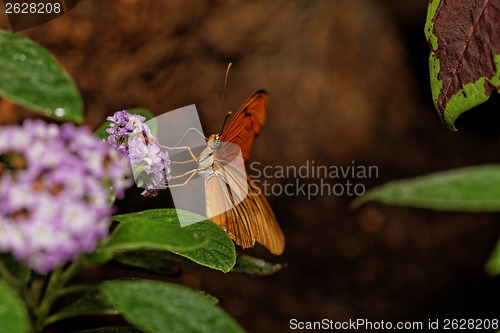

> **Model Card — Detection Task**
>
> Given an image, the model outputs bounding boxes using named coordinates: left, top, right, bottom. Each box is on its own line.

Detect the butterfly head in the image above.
left=208, top=134, right=222, bottom=150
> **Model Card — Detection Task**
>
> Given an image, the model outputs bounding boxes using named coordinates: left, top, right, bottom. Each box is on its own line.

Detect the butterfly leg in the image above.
left=160, top=145, right=199, bottom=162
left=164, top=169, right=197, bottom=188
left=158, top=126, right=207, bottom=151
left=158, top=126, right=207, bottom=162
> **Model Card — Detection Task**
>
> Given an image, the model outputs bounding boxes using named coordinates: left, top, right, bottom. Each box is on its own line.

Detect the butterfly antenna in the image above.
left=219, top=62, right=232, bottom=136
left=219, top=111, right=232, bottom=136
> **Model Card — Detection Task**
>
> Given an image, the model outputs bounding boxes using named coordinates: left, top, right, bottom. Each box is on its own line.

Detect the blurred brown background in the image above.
left=2, top=0, right=500, bottom=332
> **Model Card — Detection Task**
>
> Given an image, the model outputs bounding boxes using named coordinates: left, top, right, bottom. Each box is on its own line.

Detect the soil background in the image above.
left=2, top=1, right=500, bottom=332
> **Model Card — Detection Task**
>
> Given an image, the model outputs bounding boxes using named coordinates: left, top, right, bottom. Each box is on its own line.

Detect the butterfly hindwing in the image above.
left=207, top=173, right=285, bottom=255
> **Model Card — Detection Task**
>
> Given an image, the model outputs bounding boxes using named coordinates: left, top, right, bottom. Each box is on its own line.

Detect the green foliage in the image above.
left=172, top=210, right=236, bottom=273
left=352, top=165, right=500, bottom=212
left=48, top=290, right=118, bottom=324
left=485, top=239, right=500, bottom=276
left=103, top=217, right=208, bottom=252
left=100, top=280, right=244, bottom=333
left=232, top=254, right=284, bottom=276
left=363, top=0, right=500, bottom=283
left=424, top=1, right=500, bottom=130
left=112, top=252, right=180, bottom=277
left=0, top=30, right=83, bottom=123
left=74, top=328, right=143, bottom=333
left=0, top=279, right=30, bottom=333
left=27, top=208, right=246, bottom=331
left=112, top=209, right=236, bottom=272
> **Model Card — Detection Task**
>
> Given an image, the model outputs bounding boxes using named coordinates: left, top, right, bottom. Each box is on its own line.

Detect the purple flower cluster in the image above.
left=106, top=110, right=171, bottom=197
left=0, top=120, right=133, bottom=274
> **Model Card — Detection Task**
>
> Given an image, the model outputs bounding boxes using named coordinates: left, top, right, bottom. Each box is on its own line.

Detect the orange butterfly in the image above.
left=197, top=90, right=285, bottom=255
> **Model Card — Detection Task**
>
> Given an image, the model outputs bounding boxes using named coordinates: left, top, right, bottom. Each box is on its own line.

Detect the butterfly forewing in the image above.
left=220, top=90, right=268, bottom=162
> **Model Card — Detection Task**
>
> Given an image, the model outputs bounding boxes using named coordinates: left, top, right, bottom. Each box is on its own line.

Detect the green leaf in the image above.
left=100, top=218, right=208, bottom=255
left=0, top=30, right=83, bottom=123
left=231, top=254, right=284, bottom=276
left=174, top=210, right=236, bottom=273
left=82, top=245, right=115, bottom=266
left=351, top=165, right=500, bottom=212
left=94, top=108, right=156, bottom=139
left=424, top=1, right=500, bottom=130
left=86, top=212, right=211, bottom=266
left=48, top=290, right=118, bottom=325
left=0, top=279, right=30, bottom=333
left=73, top=328, right=143, bottom=333
left=100, top=280, right=243, bottom=333
left=115, top=209, right=236, bottom=272
left=485, top=238, right=500, bottom=276
left=113, top=252, right=180, bottom=277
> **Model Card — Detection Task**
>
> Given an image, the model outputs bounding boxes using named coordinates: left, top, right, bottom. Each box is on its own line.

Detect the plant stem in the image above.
left=34, top=267, right=62, bottom=331
left=43, top=283, right=99, bottom=327
left=60, top=255, right=85, bottom=286
left=0, top=257, right=18, bottom=288
left=33, top=254, right=87, bottom=331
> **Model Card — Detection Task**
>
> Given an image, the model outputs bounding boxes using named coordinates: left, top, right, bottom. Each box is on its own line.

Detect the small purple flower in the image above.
left=0, top=119, right=133, bottom=274
left=106, top=110, right=171, bottom=197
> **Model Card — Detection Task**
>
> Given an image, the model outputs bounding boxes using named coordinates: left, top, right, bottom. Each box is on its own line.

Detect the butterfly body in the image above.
left=196, top=135, right=233, bottom=188
left=198, top=90, right=285, bottom=255
left=196, top=135, right=219, bottom=179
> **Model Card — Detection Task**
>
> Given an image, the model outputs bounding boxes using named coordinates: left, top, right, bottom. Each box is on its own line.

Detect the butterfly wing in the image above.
left=205, top=91, right=285, bottom=255
left=242, top=175, right=285, bottom=255
left=205, top=142, right=249, bottom=218
left=206, top=172, right=285, bottom=255
left=220, top=90, right=268, bottom=162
